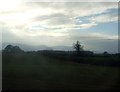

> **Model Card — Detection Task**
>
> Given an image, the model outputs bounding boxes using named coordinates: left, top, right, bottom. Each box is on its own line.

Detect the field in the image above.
left=2, top=52, right=120, bottom=90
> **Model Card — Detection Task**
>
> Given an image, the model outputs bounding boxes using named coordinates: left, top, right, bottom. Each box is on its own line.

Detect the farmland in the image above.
left=2, top=51, right=120, bottom=91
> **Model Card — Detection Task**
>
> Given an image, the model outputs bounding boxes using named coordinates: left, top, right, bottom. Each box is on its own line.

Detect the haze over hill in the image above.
left=2, top=42, right=73, bottom=51
left=2, top=42, right=118, bottom=54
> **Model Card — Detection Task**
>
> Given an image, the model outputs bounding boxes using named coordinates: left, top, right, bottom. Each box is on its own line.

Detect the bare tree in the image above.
left=73, top=41, right=83, bottom=53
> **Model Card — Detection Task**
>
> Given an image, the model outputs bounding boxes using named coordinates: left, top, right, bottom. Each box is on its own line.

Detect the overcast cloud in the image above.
left=0, top=0, right=118, bottom=53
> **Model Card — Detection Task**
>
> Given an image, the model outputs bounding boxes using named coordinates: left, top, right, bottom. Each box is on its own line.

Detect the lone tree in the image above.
left=73, top=41, right=84, bottom=54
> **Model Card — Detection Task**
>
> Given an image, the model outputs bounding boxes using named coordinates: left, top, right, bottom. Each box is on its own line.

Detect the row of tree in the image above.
left=3, top=41, right=117, bottom=56
left=3, top=41, right=83, bottom=53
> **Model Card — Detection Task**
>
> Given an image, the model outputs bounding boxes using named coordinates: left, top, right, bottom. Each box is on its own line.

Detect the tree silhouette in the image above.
left=73, top=41, right=83, bottom=54
left=4, top=45, right=24, bottom=53
left=103, top=51, right=109, bottom=56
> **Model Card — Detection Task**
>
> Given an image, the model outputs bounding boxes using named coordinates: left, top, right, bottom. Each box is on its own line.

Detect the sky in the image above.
left=0, top=0, right=119, bottom=53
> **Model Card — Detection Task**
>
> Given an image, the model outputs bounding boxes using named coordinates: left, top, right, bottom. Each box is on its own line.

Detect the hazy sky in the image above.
left=0, top=0, right=119, bottom=53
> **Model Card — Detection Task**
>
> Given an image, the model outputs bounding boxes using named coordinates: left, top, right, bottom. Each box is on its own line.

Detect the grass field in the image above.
left=2, top=53, right=120, bottom=90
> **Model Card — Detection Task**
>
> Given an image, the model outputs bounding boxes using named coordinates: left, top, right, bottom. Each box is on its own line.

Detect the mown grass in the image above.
left=2, top=53, right=120, bottom=90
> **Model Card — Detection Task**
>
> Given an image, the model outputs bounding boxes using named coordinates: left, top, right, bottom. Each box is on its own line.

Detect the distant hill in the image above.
left=2, top=43, right=73, bottom=51
left=3, top=45, right=24, bottom=53
left=52, top=46, right=73, bottom=51
left=2, top=43, right=50, bottom=51
left=2, top=43, right=114, bottom=54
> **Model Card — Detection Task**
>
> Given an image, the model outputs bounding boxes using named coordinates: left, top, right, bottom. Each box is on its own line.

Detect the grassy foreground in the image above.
left=2, top=53, right=120, bottom=90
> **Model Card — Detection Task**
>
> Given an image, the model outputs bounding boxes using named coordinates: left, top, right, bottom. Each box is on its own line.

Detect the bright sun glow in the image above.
left=0, top=0, right=22, bottom=12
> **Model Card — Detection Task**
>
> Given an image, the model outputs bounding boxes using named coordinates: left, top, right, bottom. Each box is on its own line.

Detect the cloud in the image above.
left=2, top=27, right=23, bottom=43
left=88, top=14, right=118, bottom=23
left=68, top=31, right=118, bottom=41
left=29, top=2, right=117, bottom=29
left=0, top=1, right=118, bottom=52
left=26, top=0, right=119, bottom=2
left=0, top=2, right=118, bottom=30
left=90, top=33, right=118, bottom=40
left=79, top=22, right=97, bottom=29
